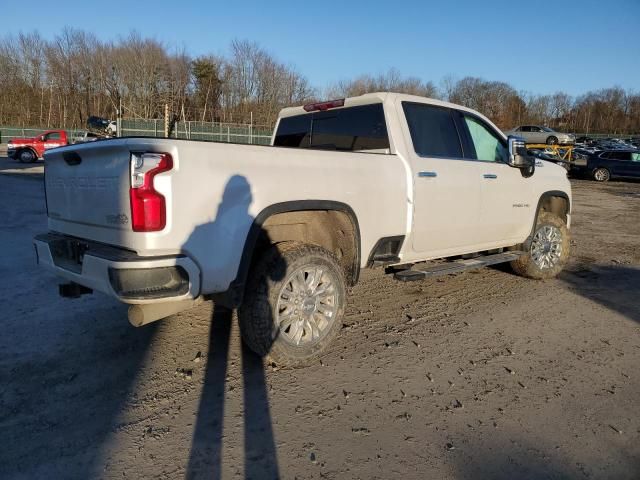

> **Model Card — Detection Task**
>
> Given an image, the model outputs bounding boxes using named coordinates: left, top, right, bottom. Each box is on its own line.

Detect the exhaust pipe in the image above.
left=128, top=297, right=203, bottom=327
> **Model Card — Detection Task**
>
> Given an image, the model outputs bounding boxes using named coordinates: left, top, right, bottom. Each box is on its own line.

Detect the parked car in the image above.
left=6, top=130, right=69, bottom=163
left=504, top=125, right=575, bottom=145
left=87, top=116, right=117, bottom=135
left=571, top=149, right=640, bottom=181
left=72, top=131, right=102, bottom=144
left=35, top=93, right=572, bottom=366
left=106, top=120, right=117, bottom=135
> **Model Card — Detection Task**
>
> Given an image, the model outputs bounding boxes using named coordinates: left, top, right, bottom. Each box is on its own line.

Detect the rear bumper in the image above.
left=34, top=233, right=201, bottom=304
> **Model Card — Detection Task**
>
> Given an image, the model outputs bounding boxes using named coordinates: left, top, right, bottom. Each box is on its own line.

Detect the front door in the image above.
left=460, top=114, right=534, bottom=244
left=43, top=131, right=65, bottom=151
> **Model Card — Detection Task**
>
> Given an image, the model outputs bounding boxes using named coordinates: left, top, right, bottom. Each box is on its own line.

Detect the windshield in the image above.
left=541, top=127, right=555, bottom=132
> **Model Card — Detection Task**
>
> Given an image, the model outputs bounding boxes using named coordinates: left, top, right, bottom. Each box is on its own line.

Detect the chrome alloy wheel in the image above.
left=275, top=265, right=337, bottom=346
left=530, top=225, right=563, bottom=269
left=594, top=168, right=610, bottom=181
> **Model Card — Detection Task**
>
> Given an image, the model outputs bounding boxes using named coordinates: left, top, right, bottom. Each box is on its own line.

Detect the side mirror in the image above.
left=40, top=135, right=46, bottom=142
left=507, top=135, right=534, bottom=168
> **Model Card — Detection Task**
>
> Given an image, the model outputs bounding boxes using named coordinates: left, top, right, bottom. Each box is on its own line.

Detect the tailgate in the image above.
left=44, top=140, right=133, bottom=233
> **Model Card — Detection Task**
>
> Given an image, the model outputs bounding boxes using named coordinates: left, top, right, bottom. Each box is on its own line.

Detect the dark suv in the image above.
left=571, top=149, right=640, bottom=182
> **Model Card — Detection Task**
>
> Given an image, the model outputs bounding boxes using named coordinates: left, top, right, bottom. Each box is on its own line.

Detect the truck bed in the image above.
left=44, top=138, right=408, bottom=293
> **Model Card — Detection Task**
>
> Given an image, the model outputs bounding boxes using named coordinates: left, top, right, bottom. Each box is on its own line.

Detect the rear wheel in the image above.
left=238, top=242, right=346, bottom=367
left=18, top=149, right=37, bottom=163
left=546, top=136, right=558, bottom=145
left=511, top=211, right=570, bottom=280
left=593, top=167, right=610, bottom=182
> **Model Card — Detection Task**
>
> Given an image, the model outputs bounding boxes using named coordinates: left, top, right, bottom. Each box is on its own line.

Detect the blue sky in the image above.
left=4, top=0, right=639, bottom=96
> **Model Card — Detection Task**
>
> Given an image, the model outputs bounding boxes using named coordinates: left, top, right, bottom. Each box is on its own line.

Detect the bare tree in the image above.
left=0, top=29, right=637, bottom=135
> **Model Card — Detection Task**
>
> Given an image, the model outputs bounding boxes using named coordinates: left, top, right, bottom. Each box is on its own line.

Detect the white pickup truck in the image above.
left=35, top=93, right=571, bottom=366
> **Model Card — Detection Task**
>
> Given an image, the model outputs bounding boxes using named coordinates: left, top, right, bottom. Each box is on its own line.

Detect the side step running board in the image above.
left=394, top=251, right=525, bottom=282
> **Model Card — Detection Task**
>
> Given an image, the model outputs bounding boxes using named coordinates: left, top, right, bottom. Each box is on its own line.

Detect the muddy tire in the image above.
left=238, top=242, right=346, bottom=367
left=511, top=211, right=570, bottom=280
left=593, top=167, right=610, bottom=182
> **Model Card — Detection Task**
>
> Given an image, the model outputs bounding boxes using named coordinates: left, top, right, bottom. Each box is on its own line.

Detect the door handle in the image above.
left=483, top=174, right=498, bottom=179
left=418, top=171, right=437, bottom=178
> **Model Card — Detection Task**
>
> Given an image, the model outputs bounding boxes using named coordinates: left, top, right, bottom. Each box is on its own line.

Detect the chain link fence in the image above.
left=0, top=120, right=273, bottom=145
left=120, top=119, right=273, bottom=144
left=2, top=122, right=635, bottom=146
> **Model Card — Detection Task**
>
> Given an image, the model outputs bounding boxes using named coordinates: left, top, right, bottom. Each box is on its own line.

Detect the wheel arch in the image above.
left=223, top=200, right=361, bottom=307
left=17, top=146, right=39, bottom=159
left=536, top=190, right=570, bottom=221
left=528, top=191, right=570, bottom=244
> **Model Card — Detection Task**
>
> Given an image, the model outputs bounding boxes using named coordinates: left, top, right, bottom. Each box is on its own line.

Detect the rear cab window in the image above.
left=274, top=103, right=390, bottom=153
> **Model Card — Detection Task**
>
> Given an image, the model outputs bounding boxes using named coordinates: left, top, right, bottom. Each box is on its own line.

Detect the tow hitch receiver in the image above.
left=59, top=282, right=93, bottom=298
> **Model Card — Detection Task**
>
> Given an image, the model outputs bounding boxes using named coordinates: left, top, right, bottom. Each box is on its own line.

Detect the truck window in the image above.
left=273, top=114, right=311, bottom=147
left=45, top=132, right=61, bottom=140
left=274, top=103, right=390, bottom=152
left=402, top=102, right=463, bottom=158
left=463, top=116, right=508, bottom=163
left=609, top=152, right=631, bottom=161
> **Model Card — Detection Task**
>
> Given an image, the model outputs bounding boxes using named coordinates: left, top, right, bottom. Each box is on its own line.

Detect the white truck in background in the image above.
left=35, top=93, right=571, bottom=366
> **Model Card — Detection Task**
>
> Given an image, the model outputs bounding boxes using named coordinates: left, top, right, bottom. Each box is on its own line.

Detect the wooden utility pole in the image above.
left=164, top=104, right=169, bottom=138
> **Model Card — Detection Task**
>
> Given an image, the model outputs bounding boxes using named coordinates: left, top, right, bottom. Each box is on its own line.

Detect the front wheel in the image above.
left=510, top=212, right=570, bottom=280
left=546, top=136, right=558, bottom=145
left=18, top=149, right=37, bottom=163
left=238, top=242, right=346, bottom=367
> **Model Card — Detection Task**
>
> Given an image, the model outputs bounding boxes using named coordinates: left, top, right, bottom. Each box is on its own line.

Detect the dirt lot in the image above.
left=1, top=157, right=639, bottom=479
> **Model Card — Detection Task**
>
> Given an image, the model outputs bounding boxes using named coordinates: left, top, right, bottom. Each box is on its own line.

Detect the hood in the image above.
left=536, top=158, right=570, bottom=176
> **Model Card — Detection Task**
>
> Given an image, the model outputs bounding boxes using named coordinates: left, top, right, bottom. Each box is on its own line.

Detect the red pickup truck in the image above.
left=7, top=130, right=68, bottom=163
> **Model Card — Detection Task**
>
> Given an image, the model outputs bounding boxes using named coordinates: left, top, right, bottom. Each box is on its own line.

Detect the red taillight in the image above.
left=303, top=98, right=345, bottom=112
left=129, top=152, right=173, bottom=232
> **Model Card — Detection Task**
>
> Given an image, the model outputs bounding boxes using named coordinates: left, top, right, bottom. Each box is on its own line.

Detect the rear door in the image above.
left=401, top=102, right=484, bottom=256
left=629, top=152, right=640, bottom=177
left=607, top=151, right=634, bottom=176
left=530, top=126, right=545, bottom=144
left=519, top=126, right=532, bottom=143
left=598, top=151, right=625, bottom=176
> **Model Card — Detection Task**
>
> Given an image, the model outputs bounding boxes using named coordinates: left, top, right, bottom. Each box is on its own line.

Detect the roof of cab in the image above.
left=277, top=92, right=482, bottom=119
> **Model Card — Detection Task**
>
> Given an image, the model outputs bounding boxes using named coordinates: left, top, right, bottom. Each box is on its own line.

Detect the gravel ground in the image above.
left=1, top=157, right=639, bottom=479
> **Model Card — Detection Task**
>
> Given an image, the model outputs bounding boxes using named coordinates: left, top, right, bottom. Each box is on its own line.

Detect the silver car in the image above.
left=504, top=125, right=575, bottom=145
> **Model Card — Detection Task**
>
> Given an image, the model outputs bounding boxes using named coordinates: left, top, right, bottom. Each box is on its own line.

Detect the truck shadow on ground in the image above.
left=559, top=265, right=640, bottom=324
left=184, top=174, right=281, bottom=479
left=0, top=302, right=159, bottom=479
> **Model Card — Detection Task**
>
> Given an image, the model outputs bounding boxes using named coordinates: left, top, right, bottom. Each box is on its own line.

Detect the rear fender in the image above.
left=218, top=200, right=361, bottom=307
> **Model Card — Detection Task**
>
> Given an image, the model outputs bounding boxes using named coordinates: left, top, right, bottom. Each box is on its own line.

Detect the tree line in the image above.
left=1, top=28, right=638, bottom=134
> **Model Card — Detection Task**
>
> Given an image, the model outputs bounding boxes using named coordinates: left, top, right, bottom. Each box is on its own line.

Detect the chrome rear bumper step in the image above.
left=394, top=251, right=525, bottom=282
